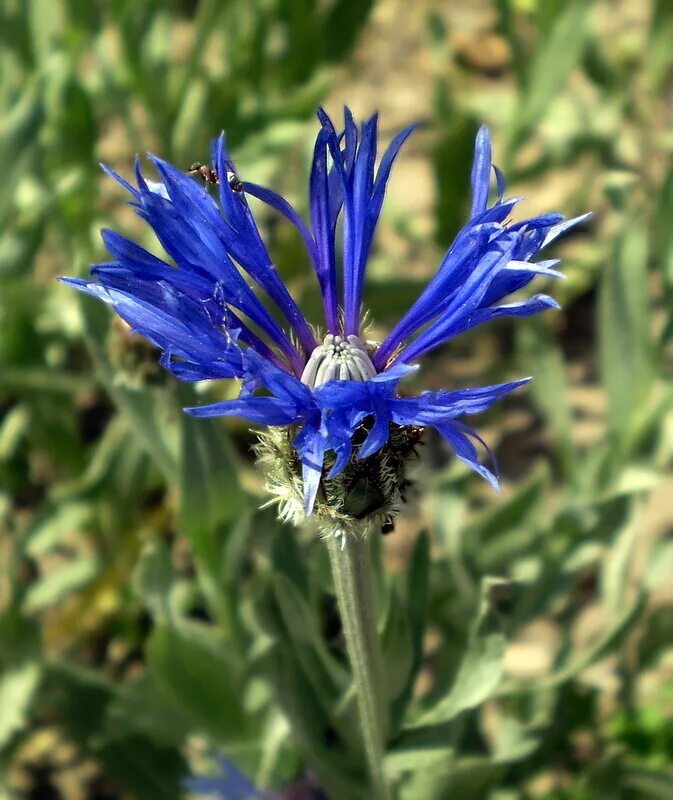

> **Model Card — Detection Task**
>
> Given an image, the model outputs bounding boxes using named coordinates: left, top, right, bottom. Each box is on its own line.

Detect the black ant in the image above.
left=187, top=162, right=243, bottom=192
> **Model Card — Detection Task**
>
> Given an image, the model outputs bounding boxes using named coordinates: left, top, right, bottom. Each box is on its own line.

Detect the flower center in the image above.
left=301, top=334, right=376, bottom=387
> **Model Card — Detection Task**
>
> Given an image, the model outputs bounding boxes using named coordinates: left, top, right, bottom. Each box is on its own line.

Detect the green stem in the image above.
left=327, top=532, right=391, bottom=800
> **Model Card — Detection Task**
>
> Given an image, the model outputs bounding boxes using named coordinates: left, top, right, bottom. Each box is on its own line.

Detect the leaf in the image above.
left=132, top=540, right=172, bottom=622
left=380, top=588, right=413, bottom=705
left=406, top=531, right=430, bottom=672
left=79, top=301, right=179, bottom=484
left=271, top=572, right=348, bottom=694
left=386, top=741, right=455, bottom=779
left=623, top=766, right=673, bottom=798
left=498, top=592, right=645, bottom=694
left=22, top=555, right=101, bottom=614
left=432, top=111, right=479, bottom=244
left=391, top=531, right=430, bottom=726
left=179, top=410, right=247, bottom=622
left=645, top=538, right=673, bottom=592
left=409, top=578, right=507, bottom=728
left=518, top=322, right=576, bottom=481
left=42, top=661, right=115, bottom=744
left=98, top=735, right=186, bottom=800
left=598, top=223, right=653, bottom=443
left=601, top=519, right=637, bottom=616
left=27, top=0, right=64, bottom=62
left=647, top=0, right=673, bottom=89
left=171, top=78, right=211, bottom=165
left=146, top=620, right=247, bottom=746
left=396, top=750, right=503, bottom=800
left=259, top=642, right=364, bottom=800
left=469, top=468, right=548, bottom=570
left=24, top=502, right=93, bottom=557
left=105, top=675, right=191, bottom=747
left=179, top=411, right=245, bottom=563
left=507, top=0, right=590, bottom=150
left=0, top=661, right=41, bottom=748
left=49, top=417, right=130, bottom=500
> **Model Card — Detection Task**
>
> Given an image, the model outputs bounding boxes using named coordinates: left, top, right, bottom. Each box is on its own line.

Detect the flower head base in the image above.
left=62, top=109, right=588, bottom=537
left=256, top=420, right=422, bottom=539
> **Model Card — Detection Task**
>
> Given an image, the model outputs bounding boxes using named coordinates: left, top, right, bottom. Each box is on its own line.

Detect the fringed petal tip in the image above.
left=100, top=163, right=139, bottom=198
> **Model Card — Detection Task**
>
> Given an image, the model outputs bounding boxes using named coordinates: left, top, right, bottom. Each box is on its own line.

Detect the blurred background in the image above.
left=1, top=0, right=672, bottom=797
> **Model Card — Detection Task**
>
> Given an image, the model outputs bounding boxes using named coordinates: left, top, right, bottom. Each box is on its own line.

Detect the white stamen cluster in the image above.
left=301, top=334, right=376, bottom=387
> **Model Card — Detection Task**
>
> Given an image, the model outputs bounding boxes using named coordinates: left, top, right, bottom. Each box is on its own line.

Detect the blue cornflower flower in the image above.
left=62, top=109, right=587, bottom=535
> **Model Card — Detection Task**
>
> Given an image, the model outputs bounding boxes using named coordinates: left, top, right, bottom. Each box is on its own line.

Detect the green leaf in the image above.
left=27, top=0, right=65, bottom=62
left=499, top=592, right=645, bottom=694
left=506, top=0, right=590, bottom=151
left=271, top=572, right=348, bottom=695
left=396, top=750, right=503, bottom=800
left=22, top=555, right=101, bottom=614
left=0, top=661, right=41, bottom=748
left=391, top=531, right=430, bottom=726
left=171, top=77, right=211, bottom=165
left=623, top=766, right=673, bottom=798
left=78, top=300, right=179, bottom=484
left=42, top=661, right=115, bottom=744
left=179, top=410, right=247, bottom=622
left=409, top=577, right=507, bottom=727
left=647, top=0, right=673, bottom=89
left=380, top=587, right=413, bottom=705
left=599, top=223, right=653, bottom=443
left=386, top=741, right=455, bottom=779
left=105, top=675, right=191, bottom=747
left=518, top=322, right=576, bottom=481
left=132, top=539, right=172, bottom=622
left=432, top=111, right=478, bottom=245
left=601, top=519, right=637, bottom=616
left=260, top=642, right=364, bottom=800
left=24, top=502, right=93, bottom=557
left=179, top=411, right=245, bottom=562
left=146, top=620, right=247, bottom=745
left=469, top=468, right=548, bottom=570
left=98, top=735, right=186, bottom=800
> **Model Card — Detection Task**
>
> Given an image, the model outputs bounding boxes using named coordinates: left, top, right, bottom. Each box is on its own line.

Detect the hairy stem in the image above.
left=327, top=532, right=390, bottom=800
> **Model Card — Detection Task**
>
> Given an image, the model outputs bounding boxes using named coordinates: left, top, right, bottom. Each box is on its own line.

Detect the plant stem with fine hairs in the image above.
left=326, top=532, right=390, bottom=800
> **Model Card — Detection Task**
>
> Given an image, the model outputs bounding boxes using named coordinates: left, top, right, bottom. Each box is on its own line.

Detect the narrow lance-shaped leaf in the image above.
left=408, top=577, right=507, bottom=728
left=598, top=223, right=653, bottom=443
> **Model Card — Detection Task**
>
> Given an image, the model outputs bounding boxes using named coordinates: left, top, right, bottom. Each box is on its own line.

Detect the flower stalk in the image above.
left=326, top=532, right=390, bottom=800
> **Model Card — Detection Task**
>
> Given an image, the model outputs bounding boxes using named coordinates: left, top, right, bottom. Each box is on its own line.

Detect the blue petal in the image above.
left=242, top=181, right=318, bottom=265
left=470, top=125, right=492, bottom=218
left=100, top=164, right=140, bottom=199
left=356, top=413, right=390, bottom=460
left=184, top=396, right=302, bottom=424
left=156, top=147, right=316, bottom=359
left=390, top=378, right=530, bottom=424
left=373, top=222, right=503, bottom=368
left=541, top=212, right=592, bottom=248
left=493, top=164, right=506, bottom=203
left=325, top=411, right=355, bottom=479
left=61, top=278, right=246, bottom=380
left=435, top=422, right=499, bottom=489
left=293, top=420, right=326, bottom=515
left=244, top=350, right=314, bottom=410
left=395, top=242, right=516, bottom=364
left=318, top=109, right=416, bottom=338
left=183, top=756, right=268, bottom=799
left=130, top=161, right=304, bottom=371
left=309, top=128, right=339, bottom=331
